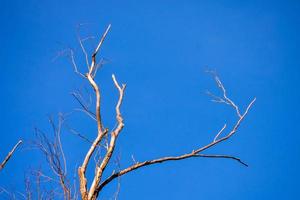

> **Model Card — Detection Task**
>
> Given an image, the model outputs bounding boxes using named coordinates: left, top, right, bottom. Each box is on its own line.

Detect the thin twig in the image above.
left=214, top=124, right=227, bottom=142
left=76, top=24, right=90, bottom=68
left=71, top=92, right=96, bottom=121
left=206, top=71, right=242, bottom=118
left=69, top=49, right=86, bottom=78
left=195, top=154, right=248, bottom=167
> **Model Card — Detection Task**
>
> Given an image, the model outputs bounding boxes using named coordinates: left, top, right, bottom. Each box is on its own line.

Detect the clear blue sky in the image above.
left=0, top=0, right=299, bottom=199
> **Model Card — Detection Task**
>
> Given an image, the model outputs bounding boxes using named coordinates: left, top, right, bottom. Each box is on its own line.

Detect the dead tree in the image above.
left=32, top=24, right=255, bottom=200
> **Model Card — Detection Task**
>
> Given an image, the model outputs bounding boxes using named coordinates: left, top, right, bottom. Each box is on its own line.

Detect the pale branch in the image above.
left=81, top=36, right=96, bottom=42
left=206, top=91, right=227, bottom=104
left=52, top=47, right=86, bottom=78
left=69, top=49, right=86, bottom=78
left=76, top=25, right=90, bottom=68
left=66, top=24, right=256, bottom=200
left=111, top=74, right=126, bottom=124
left=94, top=25, right=111, bottom=56
left=78, top=25, right=111, bottom=200
left=213, top=124, right=227, bottom=142
left=0, top=140, right=23, bottom=171
left=78, top=129, right=108, bottom=199
left=206, top=71, right=242, bottom=118
left=88, top=75, right=126, bottom=200
left=89, top=24, right=111, bottom=76
left=87, top=74, right=104, bottom=135
left=214, top=75, right=241, bottom=117
left=131, top=155, right=138, bottom=164
left=95, top=98, right=255, bottom=194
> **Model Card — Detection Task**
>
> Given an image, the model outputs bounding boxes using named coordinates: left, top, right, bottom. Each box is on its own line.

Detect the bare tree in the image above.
left=67, top=24, right=255, bottom=200
left=2, top=24, right=256, bottom=200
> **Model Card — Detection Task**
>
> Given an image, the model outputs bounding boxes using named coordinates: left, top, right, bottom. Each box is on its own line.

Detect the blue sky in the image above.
left=0, top=0, right=299, bottom=199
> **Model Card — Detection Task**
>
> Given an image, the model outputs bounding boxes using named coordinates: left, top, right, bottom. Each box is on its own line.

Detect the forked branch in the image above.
left=68, top=24, right=256, bottom=200
left=78, top=24, right=113, bottom=200
left=95, top=97, right=255, bottom=194
left=88, top=75, right=126, bottom=200
left=206, top=71, right=242, bottom=118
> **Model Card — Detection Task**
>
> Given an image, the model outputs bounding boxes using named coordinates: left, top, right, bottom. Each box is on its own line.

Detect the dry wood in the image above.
left=70, top=24, right=256, bottom=200
left=29, top=24, right=255, bottom=200
left=0, top=140, right=22, bottom=171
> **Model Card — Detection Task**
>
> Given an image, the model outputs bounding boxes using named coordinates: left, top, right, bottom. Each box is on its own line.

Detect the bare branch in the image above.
left=88, top=74, right=126, bottom=200
left=67, top=127, right=94, bottom=144
left=131, top=155, right=137, bottom=164
left=111, top=74, right=126, bottom=130
left=76, top=24, right=91, bottom=68
left=195, top=154, right=248, bottom=167
left=78, top=25, right=112, bottom=200
left=71, top=91, right=96, bottom=121
left=52, top=47, right=86, bottom=79
left=92, top=58, right=109, bottom=78
left=33, top=115, right=72, bottom=200
left=69, top=49, right=86, bottom=78
left=87, top=74, right=104, bottom=135
left=96, top=97, right=255, bottom=194
left=214, top=75, right=242, bottom=117
left=206, top=71, right=242, bottom=118
left=213, top=124, right=227, bottom=142
left=89, top=24, right=111, bottom=76
left=61, top=25, right=255, bottom=200
left=0, top=140, right=22, bottom=171
left=78, top=129, right=108, bottom=199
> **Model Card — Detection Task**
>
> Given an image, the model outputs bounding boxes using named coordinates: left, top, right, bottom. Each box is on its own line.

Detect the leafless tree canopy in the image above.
left=1, top=24, right=255, bottom=200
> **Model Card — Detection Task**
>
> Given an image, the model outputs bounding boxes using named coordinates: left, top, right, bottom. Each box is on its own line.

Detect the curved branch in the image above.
left=78, top=24, right=111, bottom=200
left=96, top=98, right=256, bottom=194
left=88, top=74, right=126, bottom=200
